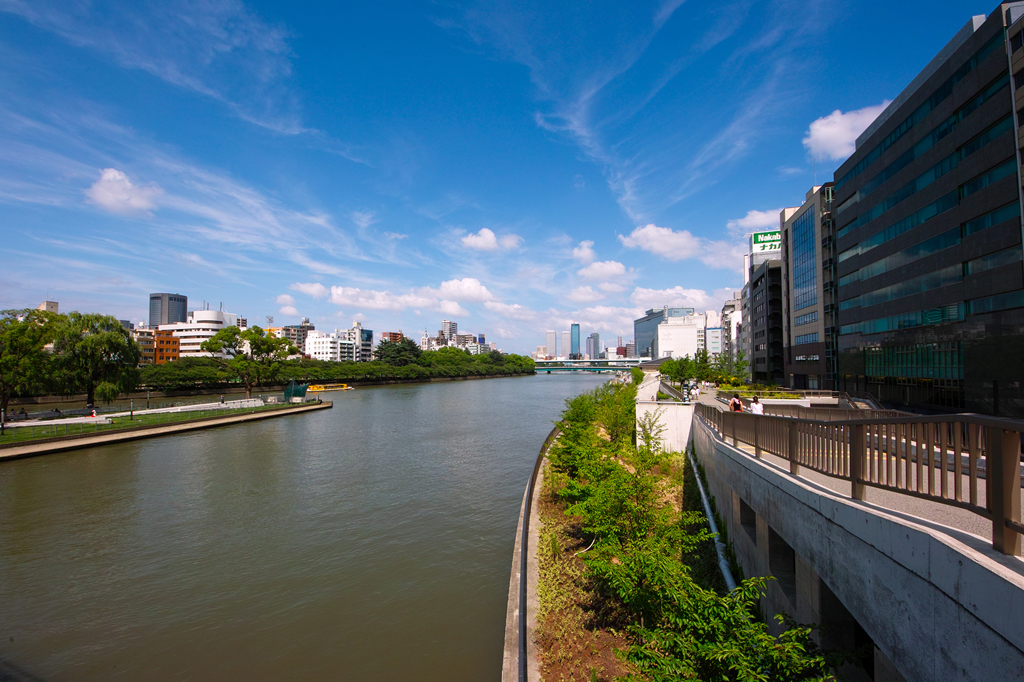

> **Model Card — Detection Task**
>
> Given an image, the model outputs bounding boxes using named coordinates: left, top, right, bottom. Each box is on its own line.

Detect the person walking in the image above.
left=729, top=393, right=743, bottom=412
left=750, top=395, right=764, bottom=415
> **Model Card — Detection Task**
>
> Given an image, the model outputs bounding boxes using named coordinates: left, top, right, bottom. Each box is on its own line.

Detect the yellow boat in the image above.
left=307, top=383, right=354, bottom=392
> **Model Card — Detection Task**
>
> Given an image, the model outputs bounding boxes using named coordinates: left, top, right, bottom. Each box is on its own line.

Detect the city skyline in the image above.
left=0, top=0, right=987, bottom=353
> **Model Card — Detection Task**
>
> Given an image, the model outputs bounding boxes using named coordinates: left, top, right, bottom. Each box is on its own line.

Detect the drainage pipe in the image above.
left=686, top=448, right=737, bottom=592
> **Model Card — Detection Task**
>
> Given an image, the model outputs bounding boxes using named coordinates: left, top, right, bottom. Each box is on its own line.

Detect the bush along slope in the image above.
left=541, top=383, right=834, bottom=681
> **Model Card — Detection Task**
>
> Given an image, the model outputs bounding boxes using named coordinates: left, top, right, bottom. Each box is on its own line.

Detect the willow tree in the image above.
left=51, top=312, right=141, bottom=405
left=201, top=326, right=296, bottom=399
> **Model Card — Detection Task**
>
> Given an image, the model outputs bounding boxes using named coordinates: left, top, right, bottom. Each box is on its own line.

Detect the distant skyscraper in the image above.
left=561, top=331, right=570, bottom=358
left=585, top=332, right=601, bottom=359
left=441, top=319, right=457, bottom=341
left=546, top=330, right=557, bottom=357
left=149, top=293, right=188, bottom=328
left=570, top=323, right=581, bottom=359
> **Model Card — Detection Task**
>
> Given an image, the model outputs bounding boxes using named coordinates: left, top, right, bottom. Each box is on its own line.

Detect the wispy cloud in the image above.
left=803, top=101, right=890, bottom=161
left=619, top=224, right=744, bottom=271
left=85, top=168, right=162, bottom=215
left=0, top=0, right=305, bottom=134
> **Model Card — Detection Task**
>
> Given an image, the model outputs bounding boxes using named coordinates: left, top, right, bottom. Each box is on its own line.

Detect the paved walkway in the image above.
left=692, top=392, right=1024, bottom=569
left=0, top=401, right=331, bottom=461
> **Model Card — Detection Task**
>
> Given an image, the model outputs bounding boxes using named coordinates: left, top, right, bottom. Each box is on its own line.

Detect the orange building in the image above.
left=381, top=331, right=404, bottom=343
left=154, top=329, right=180, bottom=364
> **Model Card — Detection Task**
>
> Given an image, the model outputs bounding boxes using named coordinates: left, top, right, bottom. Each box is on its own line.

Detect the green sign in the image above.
left=753, top=230, right=781, bottom=244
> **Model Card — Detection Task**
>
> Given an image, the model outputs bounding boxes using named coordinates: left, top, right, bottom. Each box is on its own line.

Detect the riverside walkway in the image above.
left=0, top=400, right=331, bottom=461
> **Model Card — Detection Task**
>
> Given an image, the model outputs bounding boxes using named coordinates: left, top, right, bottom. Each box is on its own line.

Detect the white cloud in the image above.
left=85, top=168, right=162, bottom=215
left=572, top=240, right=596, bottom=264
left=598, top=282, right=626, bottom=293
left=630, top=286, right=714, bottom=311
left=461, top=227, right=522, bottom=251
left=577, top=260, right=628, bottom=281
left=276, top=294, right=295, bottom=306
left=328, top=285, right=469, bottom=316
left=290, top=282, right=328, bottom=298
left=566, top=286, right=603, bottom=303
left=618, top=224, right=699, bottom=258
left=384, top=231, right=408, bottom=239
left=484, top=301, right=537, bottom=320
left=351, top=211, right=376, bottom=229
left=803, top=101, right=890, bottom=161
left=726, top=209, right=783, bottom=238
left=619, top=224, right=744, bottom=271
left=435, top=277, right=494, bottom=302
left=279, top=305, right=298, bottom=316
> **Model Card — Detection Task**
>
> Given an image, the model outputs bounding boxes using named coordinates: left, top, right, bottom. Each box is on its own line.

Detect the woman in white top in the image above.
left=750, top=395, right=764, bottom=415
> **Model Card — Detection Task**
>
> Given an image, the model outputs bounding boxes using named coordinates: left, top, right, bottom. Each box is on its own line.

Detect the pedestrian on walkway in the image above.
left=750, top=395, right=764, bottom=415
left=729, top=393, right=743, bottom=412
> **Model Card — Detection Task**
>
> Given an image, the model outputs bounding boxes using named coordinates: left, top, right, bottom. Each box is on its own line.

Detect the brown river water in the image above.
left=0, top=373, right=608, bottom=681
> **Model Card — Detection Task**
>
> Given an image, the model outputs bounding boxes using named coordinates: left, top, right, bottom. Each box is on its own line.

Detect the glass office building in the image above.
left=835, top=6, right=1024, bottom=416
left=570, top=323, right=581, bottom=359
left=149, top=293, right=188, bottom=328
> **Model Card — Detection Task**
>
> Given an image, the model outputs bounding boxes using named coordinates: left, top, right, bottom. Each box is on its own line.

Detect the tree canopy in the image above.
left=374, top=337, right=422, bottom=366
left=201, top=325, right=297, bottom=398
left=0, top=309, right=57, bottom=424
left=51, top=312, right=140, bottom=405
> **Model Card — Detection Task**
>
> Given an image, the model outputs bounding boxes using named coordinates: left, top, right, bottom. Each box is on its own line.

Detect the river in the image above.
left=0, top=373, right=609, bottom=681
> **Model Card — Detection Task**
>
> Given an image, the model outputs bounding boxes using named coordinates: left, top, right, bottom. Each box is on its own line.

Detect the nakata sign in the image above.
left=751, top=230, right=781, bottom=253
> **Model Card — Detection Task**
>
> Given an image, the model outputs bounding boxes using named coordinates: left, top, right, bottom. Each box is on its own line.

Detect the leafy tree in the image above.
left=0, top=309, right=56, bottom=430
left=140, top=357, right=227, bottom=391
left=733, top=349, right=750, bottom=383
left=200, top=326, right=296, bottom=398
left=51, top=312, right=141, bottom=405
left=631, top=366, right=645, bottom=385
left=374, top=337, right=422, bottom=367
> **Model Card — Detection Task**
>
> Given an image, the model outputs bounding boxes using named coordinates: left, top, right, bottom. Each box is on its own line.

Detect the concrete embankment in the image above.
left=0, top=401, right=332, bottom=462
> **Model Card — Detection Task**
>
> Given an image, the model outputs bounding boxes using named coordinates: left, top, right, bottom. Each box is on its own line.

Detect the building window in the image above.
left=795, top=333, right=818, bottom=345
left=792, top=208, right=817, bottom=311
left=794, top=311, right=817, bottom=326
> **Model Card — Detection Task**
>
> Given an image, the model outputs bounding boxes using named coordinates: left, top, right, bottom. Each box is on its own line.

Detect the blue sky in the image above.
left=0, top=0, right=994, bottom=352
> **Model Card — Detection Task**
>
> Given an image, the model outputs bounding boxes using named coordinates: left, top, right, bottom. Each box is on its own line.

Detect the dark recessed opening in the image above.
left=768, top=526, right=796, bottom=605
left=739, top=497, right=757, bottom=545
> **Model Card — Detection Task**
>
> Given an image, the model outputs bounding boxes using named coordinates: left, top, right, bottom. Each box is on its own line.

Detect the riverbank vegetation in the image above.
left=537, top=382, right=833, bottom=681
left=139, top=346, right=534, bottom=391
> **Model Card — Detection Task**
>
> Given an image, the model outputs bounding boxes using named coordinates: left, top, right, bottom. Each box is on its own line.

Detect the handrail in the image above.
left=695, top=402, right=1024, bottom=556
left=518, top=425, right=561, bottom=682
left=686, top=448, right=737, bottom=591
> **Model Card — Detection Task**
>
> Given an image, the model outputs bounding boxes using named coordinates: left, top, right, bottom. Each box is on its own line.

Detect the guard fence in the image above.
left=695, top=402, right=1024, bottom=556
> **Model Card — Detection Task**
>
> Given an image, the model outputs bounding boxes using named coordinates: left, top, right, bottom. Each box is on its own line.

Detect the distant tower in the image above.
left=545, top=330, right=557, bottom=358
left=149, top=293, right=188, bottom=328
left=570, top=323, right=581, bottom=359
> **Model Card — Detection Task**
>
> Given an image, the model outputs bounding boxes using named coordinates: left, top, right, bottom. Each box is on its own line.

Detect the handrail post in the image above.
left=988, top=426, right=1022, bottom=556
left=850, top=423, right=866, bottom=501
left=788, top=420, right=800, bottom=476
left=753, top=416, right=761, bottom=458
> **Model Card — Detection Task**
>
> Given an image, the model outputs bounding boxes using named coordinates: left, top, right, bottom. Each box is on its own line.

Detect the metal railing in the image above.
left=760, top=403, right=909, bottom=421
left=695, top=403, right=1024, bottom=556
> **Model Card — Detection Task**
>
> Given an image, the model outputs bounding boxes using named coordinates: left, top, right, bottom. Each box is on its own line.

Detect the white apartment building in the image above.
left=546, top=330, right=557, bottom=358
left=159, top=309, right=241, bottom=358
left=653, top=312, right=705, bottom=359
left=305, top=322, right=372, bottom=362
left=705, top=327, right=723, bottom=356
left=304, top=329, right=359, bottom=362
left=560, top=331, right=570, bottom=360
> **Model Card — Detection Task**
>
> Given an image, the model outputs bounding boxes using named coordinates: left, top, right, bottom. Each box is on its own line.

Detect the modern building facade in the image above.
left=154, top=329, right=180, bottom=364
left=749, top=260, right=784, bottom=384
left=546, top=330, right=557, bottom=358
left=149, top=293, right=188, bottom=328
left=561, top=331, right=571, bottom=359
left=781, top=184, right=837, bottom=390
left=633, top=307, right=696, bottom=358
left=159, top=309, right=239, bottom=359
left=441, top=320, right=457, bottom=341
left=132, top=328, right=155, bottom=365
left=653, top=312, right=704, bottom=359
left=720, top=291, right=743, bottom=366
left=570, top=323, right=581, bottom=359
left=585, top=332, right=601, bottom=359
left=835, top=6, right=1024, bottom=416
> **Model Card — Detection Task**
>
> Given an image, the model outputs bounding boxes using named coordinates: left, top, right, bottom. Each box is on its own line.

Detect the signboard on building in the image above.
left=751, top=230, right=781, bottom=253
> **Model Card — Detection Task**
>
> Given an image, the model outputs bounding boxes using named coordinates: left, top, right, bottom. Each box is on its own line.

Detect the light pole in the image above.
left=130, top=398, right=134, bottom=421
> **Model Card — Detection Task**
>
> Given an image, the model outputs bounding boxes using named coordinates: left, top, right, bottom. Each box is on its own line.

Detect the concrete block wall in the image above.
left=692, top=417, right=1024, bottom=682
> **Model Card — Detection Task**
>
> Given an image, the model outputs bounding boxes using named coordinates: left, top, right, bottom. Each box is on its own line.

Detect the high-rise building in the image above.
left=654, top=312, right=705, bottom=359
left=271, top=318, right=315, bottom=352
left=835, top=7, right=1024, bottom=415
left=782, top=185, right=836, bottom=390
left=585, top=332, right=601, bottom=359
left=546, top=330, right=557, bottom=358
left=633, top=307, right=696, bottom=358
left=570, top=323, right=581, bottom=359
left=441, top=319, right=458, bottom=341
left=720, top=291, right=743, bottom=366
left=749, top=259, right=784, bottom=384
left=705, top=327, right=723, bottom=356
left=159, top=309, right=237, bottom=358
left=561, top=331, right=571, bottom=359
left=381, top=332, right=404, bottom=343
left=149, top=293, right=188, bottom=328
